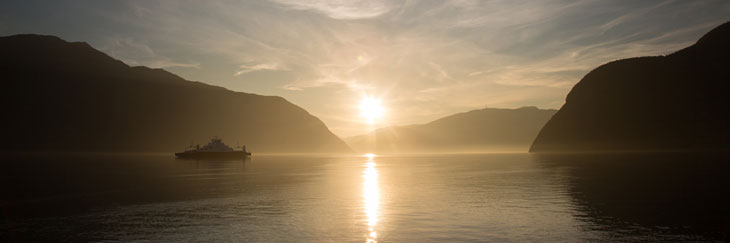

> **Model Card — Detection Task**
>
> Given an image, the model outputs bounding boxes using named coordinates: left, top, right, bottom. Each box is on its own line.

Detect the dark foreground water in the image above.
left=1, top=153, right=729, bottom=242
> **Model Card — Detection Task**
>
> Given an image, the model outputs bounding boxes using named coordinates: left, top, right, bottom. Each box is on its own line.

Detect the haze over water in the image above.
left=2, top=153, right=726, bottom=242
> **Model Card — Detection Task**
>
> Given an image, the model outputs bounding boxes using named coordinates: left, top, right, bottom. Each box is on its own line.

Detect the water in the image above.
left=1, top=153, right=728, bottom=242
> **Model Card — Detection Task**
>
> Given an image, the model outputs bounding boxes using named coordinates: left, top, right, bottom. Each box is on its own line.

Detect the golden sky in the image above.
left=2, top=0, right=729, bottom=137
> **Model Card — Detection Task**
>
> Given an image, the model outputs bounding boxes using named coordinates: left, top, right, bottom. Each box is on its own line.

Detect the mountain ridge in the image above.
left=530, top=22, right=730, bottom=152
left=1, top=34, right=351, bottom=153
left=347, top=106, right=556, bottom=153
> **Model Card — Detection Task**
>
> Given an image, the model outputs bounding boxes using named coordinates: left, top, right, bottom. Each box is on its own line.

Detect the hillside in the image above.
left=347, top=107, right=556, bottom=153
left=0, top=34, right=351, bottom=153
left=530, top=22, right=730, bottom=152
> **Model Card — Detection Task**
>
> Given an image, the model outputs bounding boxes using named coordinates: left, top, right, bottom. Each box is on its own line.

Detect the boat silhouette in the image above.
left=175, top=137, right=251, bottom=159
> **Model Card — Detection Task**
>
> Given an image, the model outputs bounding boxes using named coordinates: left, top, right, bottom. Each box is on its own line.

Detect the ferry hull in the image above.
left=175, top=151, right=251, bottom=160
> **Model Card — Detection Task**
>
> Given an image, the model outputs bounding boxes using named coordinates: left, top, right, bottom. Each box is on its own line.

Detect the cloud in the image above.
left=234, top=63, right=287, bottom=76
left=7, top=0, right=727, bottom=136
left=98, top=37, right=199, bottom=69
left=123, top=1, right=730, bottom=136
left=269, top=0, right=396, bottom=19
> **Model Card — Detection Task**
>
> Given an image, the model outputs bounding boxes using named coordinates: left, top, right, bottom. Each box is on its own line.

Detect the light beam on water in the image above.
left=362, top=153, right=379, bottom=242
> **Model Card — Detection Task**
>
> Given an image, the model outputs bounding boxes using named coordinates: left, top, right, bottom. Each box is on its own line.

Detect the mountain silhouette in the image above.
left=530, top=22, right=730, bottom=152
left=0, top=34, right=351, bottom=153
left=347, top=106, right=556, bottom=153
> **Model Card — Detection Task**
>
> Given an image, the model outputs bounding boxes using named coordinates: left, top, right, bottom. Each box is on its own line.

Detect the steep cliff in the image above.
left=530, top=22, right=730, bottom=152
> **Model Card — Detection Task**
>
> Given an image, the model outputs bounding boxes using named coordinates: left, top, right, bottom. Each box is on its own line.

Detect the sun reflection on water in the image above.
left=363, top=153, right=379, bottom=242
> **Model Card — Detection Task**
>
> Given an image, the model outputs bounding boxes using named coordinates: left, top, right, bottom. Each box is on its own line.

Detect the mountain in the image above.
left=0, top=34, right=351, bottom=153
left=346, top=107, right=557, bottom=153
left=530, top=22, right=730, bottom=152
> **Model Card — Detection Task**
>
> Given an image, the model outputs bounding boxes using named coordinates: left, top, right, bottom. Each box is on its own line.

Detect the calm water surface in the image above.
left=1, top=153, right=728, bottom=242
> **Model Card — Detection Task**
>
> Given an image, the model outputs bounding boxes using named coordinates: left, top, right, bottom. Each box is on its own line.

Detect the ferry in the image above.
left=175, top=137, right=251, bottom=159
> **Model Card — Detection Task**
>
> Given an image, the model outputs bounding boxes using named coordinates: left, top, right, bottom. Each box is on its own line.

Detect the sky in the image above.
left=2, top=0, right=729, bottom=137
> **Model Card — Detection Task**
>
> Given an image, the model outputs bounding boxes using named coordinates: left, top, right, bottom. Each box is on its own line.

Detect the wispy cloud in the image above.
left=98, top=37, right=199, bottom=69
left=234, top=62, right=286, bottom=76
left=4, top=0, right=727, bottom=136
left=269, top=0, right=396, bottom=19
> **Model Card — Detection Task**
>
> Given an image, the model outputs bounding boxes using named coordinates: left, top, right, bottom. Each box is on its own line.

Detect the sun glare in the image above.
left=360, top=97, right=384, bottom=123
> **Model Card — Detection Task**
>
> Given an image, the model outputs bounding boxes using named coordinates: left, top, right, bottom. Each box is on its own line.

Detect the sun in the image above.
left=359, top=97, right=384, bottom=123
